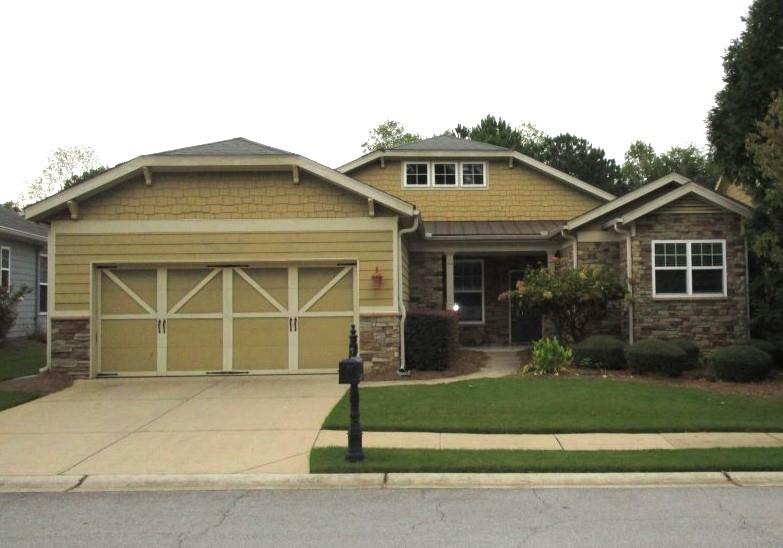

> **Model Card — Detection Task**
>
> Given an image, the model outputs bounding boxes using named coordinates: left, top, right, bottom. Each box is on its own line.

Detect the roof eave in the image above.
left=0, top=225, right=48, bottom=243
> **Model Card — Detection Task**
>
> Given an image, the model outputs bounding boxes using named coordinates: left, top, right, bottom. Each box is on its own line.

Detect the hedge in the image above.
left=573, top=335, right=626, bottom=369
left=749, top=339, right=780, bottom=368
left=405, top=309, right=459, bottom=371
left=625, top=339, right=689, bottom=377
left=712, top=345, right=773, bottom=382
left=669, top=339, right=700, bottom=370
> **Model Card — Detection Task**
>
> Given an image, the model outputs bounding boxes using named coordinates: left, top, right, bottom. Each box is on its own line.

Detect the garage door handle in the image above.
left=163, top=319, right=166, bottom=333
left=294, top=318, right=297, bottom=331
left=289, top=318, right=293, bottom=332
left=157, top=319, right=161, bottom=333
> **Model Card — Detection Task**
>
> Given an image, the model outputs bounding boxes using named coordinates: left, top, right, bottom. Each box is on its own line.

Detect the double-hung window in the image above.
left=433, top=162, right=457, bottom=186
left=0, top=247, right=9, bottom=290
left=403, top=161, right=488, bottom=187
left=652, top=240, right=726, bottom=297
left=461, top=163, right=486, bottom=187
left=454, top=259, right=484, bottom=324
left=38, top=254, right=48, bottom=314
left=404, top=162, right=429, bottom=186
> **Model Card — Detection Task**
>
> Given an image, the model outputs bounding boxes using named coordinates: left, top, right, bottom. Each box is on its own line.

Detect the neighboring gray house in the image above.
left=0, top=206, right=48, bottom=338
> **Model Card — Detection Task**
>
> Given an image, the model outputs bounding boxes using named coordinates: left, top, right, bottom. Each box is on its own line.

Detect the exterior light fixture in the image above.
left=452, top=303, right=460, bottom=312
left=371, top=267, right=383, bottom=289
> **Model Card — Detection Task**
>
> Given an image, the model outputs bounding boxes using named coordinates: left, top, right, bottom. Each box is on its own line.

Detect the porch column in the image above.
left=546, top=250, right=556, bottom=273
left=445, top=252, right=455, bottom=309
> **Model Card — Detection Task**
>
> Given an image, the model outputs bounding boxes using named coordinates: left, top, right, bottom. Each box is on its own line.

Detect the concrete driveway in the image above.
left=0, top=376, right=346, bottom=476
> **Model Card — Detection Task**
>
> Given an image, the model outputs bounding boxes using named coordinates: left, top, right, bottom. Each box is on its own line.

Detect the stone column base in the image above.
left=51, top=318, right=90, bottom=378
left=359, top=314, right=401, bottom=370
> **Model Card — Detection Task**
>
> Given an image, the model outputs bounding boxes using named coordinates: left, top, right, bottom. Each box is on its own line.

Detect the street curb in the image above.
left=726, top=472, right=783, bottom=487
left=0, top=475, right=85, bottom=493
left=385, top=472, right=731, bottom=489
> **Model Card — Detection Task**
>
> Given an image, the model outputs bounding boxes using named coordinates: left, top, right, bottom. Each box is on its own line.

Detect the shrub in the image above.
left=404, top=309, right=459, bottom=371
left=525, top=337, right=572, bottom=375
left=711, top=345, right=773, bottom=382
left=749, top=339, right=779, bottom=367
left=669, top=339, right=701, bottom=370
left=625, top=339, right=689, bottom=377
left=572, top=335, right=626, bottom=369
left=0, top=285, right=31, bottom=343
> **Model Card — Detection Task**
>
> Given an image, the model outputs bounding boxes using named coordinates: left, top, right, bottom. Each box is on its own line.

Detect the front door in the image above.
left=508, top=269, right=542, bottom=344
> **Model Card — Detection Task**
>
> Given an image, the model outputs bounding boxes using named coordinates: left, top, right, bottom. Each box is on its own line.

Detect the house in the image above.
left=25, top=137, right=754, bottom=378
left=0, top=206, right=48, bottom=339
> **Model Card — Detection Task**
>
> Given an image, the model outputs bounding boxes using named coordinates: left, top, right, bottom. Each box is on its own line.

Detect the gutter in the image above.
left=397, top=212, right=420, bottom=374
left=559, top=229, right=578, bottom=268
left=611, top=222, right=635, bottom=344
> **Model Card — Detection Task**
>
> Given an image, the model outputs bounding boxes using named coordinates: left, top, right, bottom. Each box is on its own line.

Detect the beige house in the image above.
left=26, top=137, right=754, bottom=378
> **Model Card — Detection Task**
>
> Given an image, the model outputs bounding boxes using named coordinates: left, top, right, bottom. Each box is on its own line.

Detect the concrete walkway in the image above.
left=315, top=430, right=783, bottom=451
left=0, top=375, right=346, bottom=476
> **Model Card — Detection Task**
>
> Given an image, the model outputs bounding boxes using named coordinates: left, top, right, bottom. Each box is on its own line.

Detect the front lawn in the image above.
left=0, top=340, right=45, bottom=381
left=0, top=391, right=39, bottom=413
left=323, top=377, right=783, bottom=433
left=311, top=447, right=783, bottom=474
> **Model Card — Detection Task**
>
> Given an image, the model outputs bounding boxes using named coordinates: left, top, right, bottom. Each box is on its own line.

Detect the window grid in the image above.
left=402, top=162, right=488, bottom=188
left=404, top=162, right=429, bottom=186
left=454, top=259, right=484, bottom=324
left=652, top=240, right=726, bottom=297
left=0, top=247, right=10, bottom=290
left=461, top=163, right=485, bottom=186
left=39, top=254, right=48, bottom=314
left=433, top=163, right=457, bottom=186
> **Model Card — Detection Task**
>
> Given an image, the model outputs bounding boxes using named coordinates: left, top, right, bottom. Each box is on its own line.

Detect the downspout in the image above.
left=397, top=212, right=420, bottom=374
left=560, top=229, right=577, bottom=268
left=612, top=222, right=634, bottom=344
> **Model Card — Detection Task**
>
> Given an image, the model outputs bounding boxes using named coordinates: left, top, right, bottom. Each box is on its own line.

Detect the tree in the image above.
left=454, top=115, right=523, bottom=149
left=2, top=201, right=21, bottom=213
left=20, top=146, right=103, bottom=204
left=535, top=133, right=623, bottom=194
left=361, top=121, right=420, bottom=153
left=621, top=141, right=719, bottom=191
left=63, top=166, right=109, bottom=190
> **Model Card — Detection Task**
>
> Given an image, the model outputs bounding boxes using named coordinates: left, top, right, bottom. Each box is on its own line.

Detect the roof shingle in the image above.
left=156, top=137, right=292, bottom=156
left=0, top=206, right=48, bottom=238
left=389, top=135, right=510, bottom=152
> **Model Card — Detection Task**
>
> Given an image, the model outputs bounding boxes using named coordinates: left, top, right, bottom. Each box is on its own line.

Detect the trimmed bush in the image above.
left=669, top=339, right=700, bottom=370
left=405, top=309, right=459, bottom=371
left=573, top=335, right=626, bottom=369
left=749, top=339, right=779, bottom=368
left=625, top=339, right=689, bottom=377
left=712, top=345, right=773, bottom=382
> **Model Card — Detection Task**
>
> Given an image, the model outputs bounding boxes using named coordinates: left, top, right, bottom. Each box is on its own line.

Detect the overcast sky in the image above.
left=0, top=0, right=751, bottom=204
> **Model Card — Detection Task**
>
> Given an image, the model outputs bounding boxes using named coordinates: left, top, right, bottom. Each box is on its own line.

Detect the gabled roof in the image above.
left=564, top=173, right=691, bottom=231
left=0, top=206, right=47, bottom=242
left=390, top=135, right=510, bottom=152
left=25, top=138, right=417, bottom=221
left=603, top=182, right=754, bottom=228
left=156, top=137, right=291, bottom=156
left=338, top=138, right=616, bottom=202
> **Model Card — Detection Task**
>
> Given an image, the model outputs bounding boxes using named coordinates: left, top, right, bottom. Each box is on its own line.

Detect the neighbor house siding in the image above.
left=0, top=237, right=43, bottom=338
left=350, top=159, right=602, bottom=221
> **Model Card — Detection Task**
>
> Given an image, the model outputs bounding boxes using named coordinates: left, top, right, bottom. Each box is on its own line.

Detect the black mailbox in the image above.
left=339, top=356, right=364, bottom=385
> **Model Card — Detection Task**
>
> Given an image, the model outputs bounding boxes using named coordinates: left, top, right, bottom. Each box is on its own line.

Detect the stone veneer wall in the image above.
left=409, top=252, right=444, bottom=309
left=576, top=241, right=624, bottom=337
left=631, top=211, right=748, bottom=348
left=359, top=315, right=401, bottom=370
left=51, top=318, right=90, bottom=378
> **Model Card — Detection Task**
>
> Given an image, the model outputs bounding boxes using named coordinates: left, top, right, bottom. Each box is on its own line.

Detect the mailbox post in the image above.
left=339, top=324, right=364, bottom=462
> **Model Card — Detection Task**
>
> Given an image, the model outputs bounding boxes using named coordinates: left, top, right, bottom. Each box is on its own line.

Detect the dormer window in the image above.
left=405, top=162, right=429, bottom=186
left=462, top=163, right=485, bottom=186
left=433, top=163, right=457, bottom=186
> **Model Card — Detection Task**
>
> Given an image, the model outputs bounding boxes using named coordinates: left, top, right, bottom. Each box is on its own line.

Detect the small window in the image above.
left=461, top=163, right=486, bottom=186
left=404, top=162, right=429, bottom=186
left=39, top=254, right=48, bottom=314
left=433, top=163, right=457, bottom=186
left=0, top=247, right=9, bottom=289
left=653, top=240, right=726, bottom=297
left=454, top=259, right=484, bottom=324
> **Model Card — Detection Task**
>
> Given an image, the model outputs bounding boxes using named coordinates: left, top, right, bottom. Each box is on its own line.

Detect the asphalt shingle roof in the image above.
left=425, top=220, right=564, bottom=239
left=156, top=137, right=292, bottom=156
left=389, top=135, right=510, bottom=152
left=0, top=206, right=48, bottom=237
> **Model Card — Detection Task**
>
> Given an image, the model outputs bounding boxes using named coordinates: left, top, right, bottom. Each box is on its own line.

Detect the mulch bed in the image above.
left=364, top=349, right=488, bottom=382
left=0, top=372, right=73, bottom=397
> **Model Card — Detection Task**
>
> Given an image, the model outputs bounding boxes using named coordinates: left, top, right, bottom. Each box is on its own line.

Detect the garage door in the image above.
left=97, top=264, right=356, bottom=376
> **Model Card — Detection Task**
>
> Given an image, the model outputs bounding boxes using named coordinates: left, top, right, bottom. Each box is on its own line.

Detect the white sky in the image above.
left=0, top=0, right=751, bottom=203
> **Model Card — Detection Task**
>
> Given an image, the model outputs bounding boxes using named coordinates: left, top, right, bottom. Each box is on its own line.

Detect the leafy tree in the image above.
left=63, top=166, right=109, bottom=190
left=535, top=133, right=623, bottom=194
left=2, top=201, right=21, bottom=213
left=621, top=141, right=719, bottom=190
left=454, top=115, right=523, bottom=149
left=20, top=146, right=103, bottom=204
left=361, top=121, right=420, bottom=153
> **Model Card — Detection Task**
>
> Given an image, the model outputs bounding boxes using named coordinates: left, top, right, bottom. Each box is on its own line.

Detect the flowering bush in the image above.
left=524, top=337, right=573, bottom=375
left=501, top=260, right=625, bottom=343
left=0, top=285, right=31, bottom=343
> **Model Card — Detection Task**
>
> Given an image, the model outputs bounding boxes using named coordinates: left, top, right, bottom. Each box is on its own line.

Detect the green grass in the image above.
left=323, top=377, right=783, bottom=433
left=0, top=340, right=45, bottom=381
left=0, top=391, right=38, bottom=412
left=311, top=447, right=783, bottom=474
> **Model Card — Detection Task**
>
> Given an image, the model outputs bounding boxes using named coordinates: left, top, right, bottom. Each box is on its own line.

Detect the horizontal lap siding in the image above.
left=0, top=237, right=43, bottom=337
left=55, top=231, right=394, bottom=311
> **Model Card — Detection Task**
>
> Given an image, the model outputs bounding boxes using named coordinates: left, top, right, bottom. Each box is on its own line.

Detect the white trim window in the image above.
left=433, top=162, right=457, bottom=186
left=461, top=162, right=486, bottom=187
left=652, top=240, right=726, bottom=297
left=454, top=258, right=484, bottom=324
left=38, top=254, right=48, bottom=314
left=0, top=247, right=10, bottom=290
left=404, top=162, right=429, bottom=187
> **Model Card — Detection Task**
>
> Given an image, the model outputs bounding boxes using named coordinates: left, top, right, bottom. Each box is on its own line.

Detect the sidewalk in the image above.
left=315, top=430, right=783, bottom=451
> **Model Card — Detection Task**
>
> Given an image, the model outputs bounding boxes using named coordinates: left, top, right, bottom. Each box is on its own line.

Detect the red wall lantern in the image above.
left=371, top=267, right=383, bottom=289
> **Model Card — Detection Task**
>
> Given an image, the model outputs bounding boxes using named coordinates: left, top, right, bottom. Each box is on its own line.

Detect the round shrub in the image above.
left=669, top=339, right=700, bottom=369
left=749, top=339, right=779, bottom=368
left=625, top=339, right=688, bottom=377
left=573, top=335, right=627, bottom=369
left=711, top=345, right=772, bottom=382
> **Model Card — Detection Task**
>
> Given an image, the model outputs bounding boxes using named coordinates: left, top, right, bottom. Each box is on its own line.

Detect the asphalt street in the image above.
left=0, top=486, right=781, bottom=547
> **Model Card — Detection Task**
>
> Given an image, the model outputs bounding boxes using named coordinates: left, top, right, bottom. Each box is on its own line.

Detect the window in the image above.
left=433, top=163, right=457, bottom=186
left=454, top=259, right=484, bottom=323
left=0, top=247, right=9, bottom=289
left=653, top=240, right=726, bottom=297
left=38, top=254, right=48, bottom=314
left=461, top=163, right=486, bottom=186
left=404, top=162, right=429, bottom=186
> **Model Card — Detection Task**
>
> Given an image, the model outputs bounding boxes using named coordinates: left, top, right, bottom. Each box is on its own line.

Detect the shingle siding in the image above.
left=0, top=237, right=44, bottom=338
